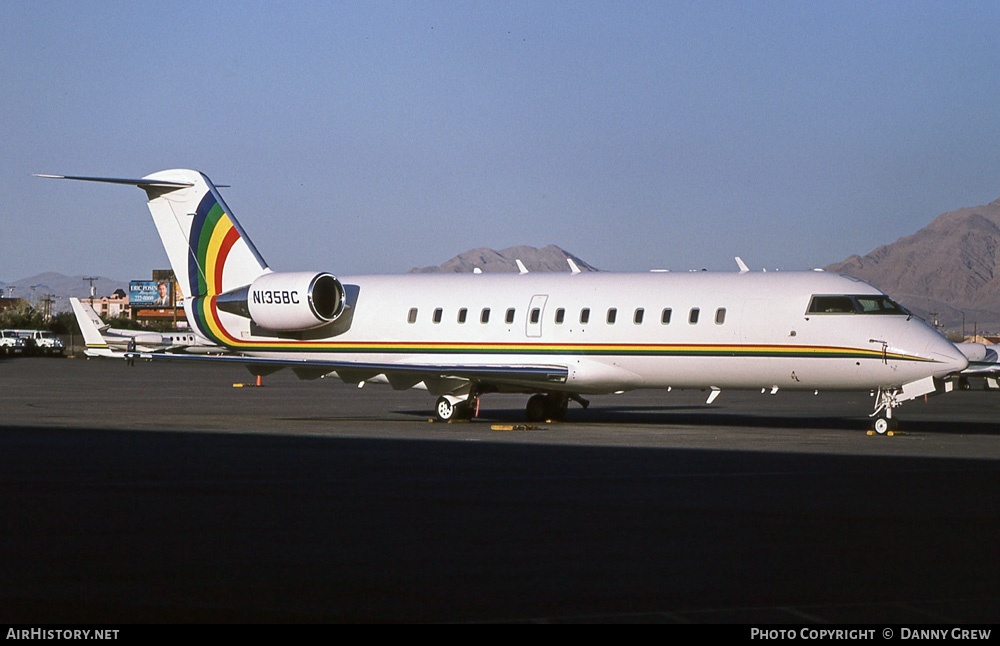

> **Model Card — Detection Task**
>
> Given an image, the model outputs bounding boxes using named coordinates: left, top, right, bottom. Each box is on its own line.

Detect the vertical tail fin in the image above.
left=140, top=170, right=269, bottom=298
left=37, top=170, right=270, bottom=298
left=39, top=170, right=275, bottom=349
left=69, top=297, right=111, bottom=353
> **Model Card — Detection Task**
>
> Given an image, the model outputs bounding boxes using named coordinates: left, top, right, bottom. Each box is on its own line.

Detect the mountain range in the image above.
left=826, top=197, right=1000, bottom=332
left=409, top=244, right=599, bottom=274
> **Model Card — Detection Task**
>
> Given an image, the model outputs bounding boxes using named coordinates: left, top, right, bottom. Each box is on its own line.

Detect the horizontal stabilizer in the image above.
left=35, top=174, right=193, bottom=189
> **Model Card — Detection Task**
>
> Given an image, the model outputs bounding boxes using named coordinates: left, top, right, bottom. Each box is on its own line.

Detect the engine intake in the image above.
left=231, top=271, right=345, bottom=331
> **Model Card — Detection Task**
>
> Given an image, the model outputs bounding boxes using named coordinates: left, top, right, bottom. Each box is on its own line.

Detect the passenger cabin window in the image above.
left=607, top=308, right=617, bottom=324
left=407, top=308, right=418, bottom=324
left=634, top=308, right=644, bottom=324
left=481, top=308, right=491, bottom=324
left=689, top=308, right=700, bottom=324
left=715, top=308, right=726, bottom=325
left=661, top=308, right=672, bottom=324
left=555, top=308, right=565, bottom=324
left=530, top=308, right=541, bottom=324
left=433, top=308, right=443, bottom=324
left=458, top=308, right=468, bottom=324
left=807, top=295, right=908, bottom=315
left=505, top=308, right=516, bottom=324
left=580, top=308, right=591, bottom=324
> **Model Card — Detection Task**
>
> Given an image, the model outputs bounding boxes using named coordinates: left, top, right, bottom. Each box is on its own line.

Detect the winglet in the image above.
left=516, top=259, right=528, bottom=275
left=735, top=257, right=749, bottom=274
left=567, top=258, right=581, bottom=274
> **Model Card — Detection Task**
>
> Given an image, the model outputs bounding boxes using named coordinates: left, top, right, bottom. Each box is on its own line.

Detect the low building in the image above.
left=85, top=290, right=130, bottom=320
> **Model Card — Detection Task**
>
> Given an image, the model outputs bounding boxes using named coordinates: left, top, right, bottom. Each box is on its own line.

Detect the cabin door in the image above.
left=740, top=298, right=769, bottom=344
left=525, top=294, right=548, bottom=338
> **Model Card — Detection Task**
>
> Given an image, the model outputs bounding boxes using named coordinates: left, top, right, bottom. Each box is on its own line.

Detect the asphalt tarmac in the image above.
left=2, top=357, right=999, bottom=623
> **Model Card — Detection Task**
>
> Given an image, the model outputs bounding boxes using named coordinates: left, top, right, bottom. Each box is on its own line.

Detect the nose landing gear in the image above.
left=870, top=388, right=900, bottom=435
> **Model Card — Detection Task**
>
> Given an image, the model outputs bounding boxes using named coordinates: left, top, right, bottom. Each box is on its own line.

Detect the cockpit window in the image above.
left=808, top=296, right=856, bottom=314
left=807, top=294, right=908, bottom=315
left=854, top=296, right=906, bottom=314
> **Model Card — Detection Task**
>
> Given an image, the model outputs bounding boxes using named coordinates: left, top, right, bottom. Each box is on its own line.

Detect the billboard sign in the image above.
left=130, top=280, right=173, bottom=307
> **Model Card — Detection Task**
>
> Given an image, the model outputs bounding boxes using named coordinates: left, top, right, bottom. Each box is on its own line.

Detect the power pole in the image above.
left=41, top=294, right=55, bottom=319
left=82, top=277, right=99, bottom=307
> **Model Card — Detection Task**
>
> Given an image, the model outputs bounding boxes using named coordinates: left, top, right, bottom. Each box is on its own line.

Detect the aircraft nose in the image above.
left=926, top=335, right=969, bottom=375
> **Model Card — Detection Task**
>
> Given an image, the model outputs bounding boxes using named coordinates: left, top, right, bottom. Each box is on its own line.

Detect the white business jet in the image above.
left=39, top=170, right=968, bottom=432
left=69, top=296, right=218, bottom=357
left=953, top=341, right=1000, bottom=389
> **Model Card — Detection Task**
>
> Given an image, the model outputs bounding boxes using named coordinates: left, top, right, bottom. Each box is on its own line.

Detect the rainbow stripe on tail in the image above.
left=134, top=170, right=269, bottom=345
left=140, top=169, right=269, bottom=299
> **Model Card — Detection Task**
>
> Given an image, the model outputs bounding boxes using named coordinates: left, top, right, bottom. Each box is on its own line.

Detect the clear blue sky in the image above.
left=3, top=1, right=999, bottom=282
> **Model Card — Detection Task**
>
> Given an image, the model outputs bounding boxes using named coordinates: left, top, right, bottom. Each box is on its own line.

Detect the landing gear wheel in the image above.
left=435, top=396, right=472, bottom=422
left=435, top=396, right=457, bottom=422
left=548, top=394, right=569, bottom=421
left=526, top=394, right=548, bottom=422
left=873, top=417, right=898, bottom=435
left=525, top=394, right=570, bottom=422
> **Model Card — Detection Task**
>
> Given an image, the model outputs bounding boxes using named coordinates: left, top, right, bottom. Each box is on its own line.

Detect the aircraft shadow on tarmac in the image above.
left=397, top=404, right=1000, bottom=435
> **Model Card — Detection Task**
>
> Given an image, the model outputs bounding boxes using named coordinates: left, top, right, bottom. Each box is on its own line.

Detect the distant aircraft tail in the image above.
left=70, top=297, right=108, bottom=332
left=38, top=170, right=270, bottom=299
left=69, top=297, right=111, bottom=354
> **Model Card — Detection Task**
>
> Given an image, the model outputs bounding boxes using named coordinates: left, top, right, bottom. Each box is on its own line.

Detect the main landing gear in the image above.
left=525, top=393, right=568, bottom=422
left=525, top=393, right=591, bottom=421
left=433, top=392, right=589, bottom=423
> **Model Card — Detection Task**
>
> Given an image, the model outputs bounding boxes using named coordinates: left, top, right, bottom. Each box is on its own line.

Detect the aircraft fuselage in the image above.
left=202, top=270, right=965, bottom=395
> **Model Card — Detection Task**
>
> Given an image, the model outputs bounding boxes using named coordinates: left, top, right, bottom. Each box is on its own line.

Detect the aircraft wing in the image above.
left=123, top=351, right=569, bottom=389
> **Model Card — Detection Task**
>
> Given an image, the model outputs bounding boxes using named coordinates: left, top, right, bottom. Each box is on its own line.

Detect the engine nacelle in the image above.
left=955, top=342, right=988, bottom=363
left=245, top=271, right=346, bottom=331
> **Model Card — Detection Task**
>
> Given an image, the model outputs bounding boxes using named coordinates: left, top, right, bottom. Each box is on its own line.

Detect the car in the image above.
left=0, top=330, right=28, bottom=356
left=11, top=329, right=66, bottom=356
